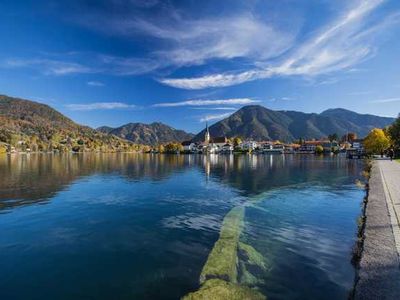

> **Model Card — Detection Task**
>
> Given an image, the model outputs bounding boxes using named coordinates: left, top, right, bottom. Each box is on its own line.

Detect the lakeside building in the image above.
left=179, top=125, right=363, bottom=156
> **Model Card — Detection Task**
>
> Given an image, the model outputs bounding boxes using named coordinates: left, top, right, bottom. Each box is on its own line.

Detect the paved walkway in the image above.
left=355, top=160, right=400, bottom=299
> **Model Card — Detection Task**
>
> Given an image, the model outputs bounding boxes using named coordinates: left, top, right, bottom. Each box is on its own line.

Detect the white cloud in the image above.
left=66, top=102, right=136, bottom=111
left=160, top=0, right=397, bottom=89
left=4, top=54, right=163, bottom=76
left=200, top=112, right=232, bottom=122
left=87, top=81, right=104, bottom=87
left=5, top=58, right=95, bottom=75
left=153, top=98, right=259, bottom=107
left=150, top=15, right=295, bottom=66
left=370, top=97, right=400, bottom=103
left=190, top=107, right=237, bottom=111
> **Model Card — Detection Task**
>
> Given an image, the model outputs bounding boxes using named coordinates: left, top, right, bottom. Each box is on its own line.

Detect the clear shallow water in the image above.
left=0, top=153, right=364, bottom=300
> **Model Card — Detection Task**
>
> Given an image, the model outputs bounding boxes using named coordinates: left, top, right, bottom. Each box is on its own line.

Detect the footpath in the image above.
left=355, top=160, right=400, bottom=299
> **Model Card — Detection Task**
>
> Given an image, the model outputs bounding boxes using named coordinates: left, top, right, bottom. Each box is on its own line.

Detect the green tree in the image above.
left=388, top=117, right=400, bottom=155
left=328, top=133, right=338, bottom=142
left=364, top=128, right=390, bottom=154
left=315, top=145, right=324, bottom=154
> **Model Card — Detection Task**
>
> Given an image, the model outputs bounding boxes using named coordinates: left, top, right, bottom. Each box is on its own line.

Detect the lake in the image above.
left=0, top=153, right=365, bottom=300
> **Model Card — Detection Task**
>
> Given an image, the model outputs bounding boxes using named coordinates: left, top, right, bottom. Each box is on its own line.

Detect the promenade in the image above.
left=355, top=160, right=400, bottom=299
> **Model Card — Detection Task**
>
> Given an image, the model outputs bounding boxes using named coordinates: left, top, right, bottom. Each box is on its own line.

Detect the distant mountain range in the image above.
left=193, top=105, right=394, bottom=142
left=0, top=95, right=395, bottom=150
left=97, top=122, right=194, bottom=145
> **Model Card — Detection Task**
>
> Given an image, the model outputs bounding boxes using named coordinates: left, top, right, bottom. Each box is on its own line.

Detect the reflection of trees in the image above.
left=0, top=153, right=362, bottom=211
left=0, top=153, right=192, bottom=210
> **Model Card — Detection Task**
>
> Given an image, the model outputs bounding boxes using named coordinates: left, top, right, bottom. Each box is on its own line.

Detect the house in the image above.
left=240, top=141, right=258, bottom=151
left=297, top=141, right=320, bottom=153
left=181, top=141, right=196, bottom=152
left=221, top=143, right=233, bottom=152
left=261, top=141, right=284, bottom=153
left=321, top=141, right=339, bottom=153
left=352, top=139, right=364, bottom=149
left=284, top=143, right=300, bottom=154
left=210, top=137, right=229, bottom=149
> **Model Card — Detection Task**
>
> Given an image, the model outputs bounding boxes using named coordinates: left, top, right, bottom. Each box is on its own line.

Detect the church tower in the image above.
left=204, top=122, right=210, bottom=144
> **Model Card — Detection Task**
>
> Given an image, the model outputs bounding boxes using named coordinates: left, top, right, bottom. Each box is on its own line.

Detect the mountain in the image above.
left=0, top=95, right=136, bottom=152
left=193, top=105, right=395, bottom=142
left=97, top=122, right=194, bottom=145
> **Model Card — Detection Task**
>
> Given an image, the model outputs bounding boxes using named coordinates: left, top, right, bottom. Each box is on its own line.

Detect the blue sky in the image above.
left=1, top=0, right=399, bottom=133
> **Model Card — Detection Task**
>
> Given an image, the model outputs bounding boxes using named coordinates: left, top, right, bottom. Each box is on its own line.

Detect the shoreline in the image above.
left=353, top=160, right=400, bottom=299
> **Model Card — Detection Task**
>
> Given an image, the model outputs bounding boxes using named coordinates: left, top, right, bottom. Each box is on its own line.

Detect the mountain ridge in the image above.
left=193, top=105, right=394, bottom=142
left=97, top=122, right=194, bottom=145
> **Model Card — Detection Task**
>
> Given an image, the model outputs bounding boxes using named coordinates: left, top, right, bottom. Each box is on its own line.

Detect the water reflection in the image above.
left=0, top=153, right=361, bottom=211
left=0, top=153, right=364, bottom=300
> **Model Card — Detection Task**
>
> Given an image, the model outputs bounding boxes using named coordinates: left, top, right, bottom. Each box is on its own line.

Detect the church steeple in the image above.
left=204, top=122, right=210, bottom=144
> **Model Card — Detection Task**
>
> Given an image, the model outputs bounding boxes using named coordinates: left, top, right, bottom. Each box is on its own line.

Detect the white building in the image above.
left=181, top=141, right=196, bottom=152
left=240, top=141, right=258, bottom=151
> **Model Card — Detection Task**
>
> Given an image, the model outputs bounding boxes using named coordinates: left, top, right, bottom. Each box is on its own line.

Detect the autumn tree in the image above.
left=157, top=144, right=165, bottom=153
left=233, top=137, right=242, bottom=146
left=341, top=132, right=357, bottom=142
left=364, top=128, right=390, bottom=154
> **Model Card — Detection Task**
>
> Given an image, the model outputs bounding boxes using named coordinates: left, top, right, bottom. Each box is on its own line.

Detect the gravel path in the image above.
left=355, top=160, right=400, bottom=299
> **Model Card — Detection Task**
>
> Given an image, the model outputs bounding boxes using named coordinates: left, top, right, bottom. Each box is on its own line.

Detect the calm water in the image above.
left=0, top=153, right=365, bottom=300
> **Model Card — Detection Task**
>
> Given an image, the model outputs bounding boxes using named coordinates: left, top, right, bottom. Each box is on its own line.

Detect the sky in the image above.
left=0, top=0, right=400, bottom=133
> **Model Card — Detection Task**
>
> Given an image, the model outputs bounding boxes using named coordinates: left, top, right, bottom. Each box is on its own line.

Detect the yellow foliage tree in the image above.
left=364, top=128, right=390, bottom=154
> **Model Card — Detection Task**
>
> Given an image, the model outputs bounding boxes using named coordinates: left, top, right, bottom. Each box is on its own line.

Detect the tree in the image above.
left=157, top=144, right=165, bottom=153
left=164, top=143, right=183, bottom=153
left=364, top=128, right=390, bottom=154
left=342, top=132, right=357, bottom=142
left=388, top=117, right=400, bottom=155
left=315, top=145, right=324, bottom=154
left=233, top=137, right=242, bottom=147
left=328, top=133, right=338, bottom=142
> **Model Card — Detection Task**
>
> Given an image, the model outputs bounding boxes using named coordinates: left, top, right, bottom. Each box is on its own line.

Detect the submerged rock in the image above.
left=238, top=242, right=268, bottom=271
left=182, top=279, right=266, bottom=300
left=200, top=206, right=244, bottom=283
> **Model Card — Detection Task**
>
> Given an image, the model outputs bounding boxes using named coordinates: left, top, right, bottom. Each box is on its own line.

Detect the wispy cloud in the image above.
left=87, top=81, right=104, bottom=87
left=369, top=97, right=400, bottom=103
left=160, top=0, right=398, bottom=89
left=348, top=90, right=372, bottom=96
left=267, top=97, right=294, bottom=102
left=153, top=98, right=259, bottom=107
left=5, top=58, right=94, bottom=75
left=200, top=112, right=232, bottom=122
left=66, top=102, right=136, bottom=111
left=4, top=54, right=163, bottom=76
left=190, top=107, right=237, bottom=111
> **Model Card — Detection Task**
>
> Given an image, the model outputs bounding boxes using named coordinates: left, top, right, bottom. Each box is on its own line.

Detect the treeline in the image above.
left=363, top=115, right=400, bottom=156
left=0, top=128, right=145, bottom=153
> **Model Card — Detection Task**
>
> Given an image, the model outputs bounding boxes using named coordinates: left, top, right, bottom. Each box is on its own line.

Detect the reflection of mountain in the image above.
left=198, top=154, right=362, bottom=196
left=0, top=154, right=192, bottom=210
left=0, top=153, right=362, bottom=211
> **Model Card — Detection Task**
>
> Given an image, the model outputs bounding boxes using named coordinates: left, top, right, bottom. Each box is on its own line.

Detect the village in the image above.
left=178, top=124, right=365, bottom=156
